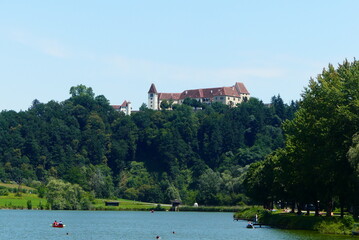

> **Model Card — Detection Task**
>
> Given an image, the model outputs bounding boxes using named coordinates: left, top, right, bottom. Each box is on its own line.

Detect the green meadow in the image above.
left=0, top=182, right=169, bottom=210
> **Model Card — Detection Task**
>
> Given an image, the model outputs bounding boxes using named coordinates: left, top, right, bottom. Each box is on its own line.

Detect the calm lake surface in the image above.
left=0, top=210, right=356, bottom=240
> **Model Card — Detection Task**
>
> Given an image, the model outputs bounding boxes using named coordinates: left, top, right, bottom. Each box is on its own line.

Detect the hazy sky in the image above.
left=1, top=1, right=358, bottom=111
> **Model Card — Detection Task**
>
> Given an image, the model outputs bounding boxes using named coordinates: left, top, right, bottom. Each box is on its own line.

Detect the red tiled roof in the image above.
left=223, top=87, right=241, bottom=97
left=112, top=100, right=130, bottom=110
left=148, top=83, right=158, bottom=94
left=179, top=86, right=243, bottom=99
left=158, top=93, right=181, bottom=100
left=151, top=82, right=249, bottom=101
left=180, top=89, right=203, bottom=99
left=235, top=82, right=249, bottom=94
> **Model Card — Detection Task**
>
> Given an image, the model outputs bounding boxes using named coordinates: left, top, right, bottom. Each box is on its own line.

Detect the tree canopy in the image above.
left=244, top=60, right=359, bottom=217
left=0, top=84, right=297, bottom=206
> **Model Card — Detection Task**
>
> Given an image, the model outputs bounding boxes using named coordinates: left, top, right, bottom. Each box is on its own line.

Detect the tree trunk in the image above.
left=290, top=202, right=295, bottom=213
left=269, top=200, right=273, bottom=210
left=315, top=201, right=320, bottom=216
left=326, top=200, right=333, bottom=217
left=353, top=205, right=359, bottom=219
left=297, top=202, right=302, bottom=215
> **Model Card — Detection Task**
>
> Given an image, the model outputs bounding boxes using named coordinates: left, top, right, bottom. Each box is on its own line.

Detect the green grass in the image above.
left=233, top=206, right=264, bottom=220
left=0, top=181, right=170, bottom=210
left=0, top=182, right=35, bottom=191
left=91, top=198, right=170, bottom=211
left=180, top=206, right=246, bottom=212
left=235, top=207, right=357, bottom=235
left=0, top=182, right=243, bottom=212
left=0, top=192, right=247, bottom=211
left=259, top=210, right=356, bottom=234
left=0, top=193, right=47, bottom=209
left=0, top=193, right=171, bottom=211
left=261, top=212, right=324, bottom=230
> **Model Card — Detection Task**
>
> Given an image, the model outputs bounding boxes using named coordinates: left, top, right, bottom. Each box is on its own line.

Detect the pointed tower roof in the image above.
left=120, top=100, right=128, bottom=107
left=235, top=82, right=249, bottom=94
left=148, top=83, right=158, bottom=94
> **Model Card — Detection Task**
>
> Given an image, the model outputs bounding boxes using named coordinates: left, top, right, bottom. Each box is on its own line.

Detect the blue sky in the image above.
left=1, top=1, right=358, bottom=111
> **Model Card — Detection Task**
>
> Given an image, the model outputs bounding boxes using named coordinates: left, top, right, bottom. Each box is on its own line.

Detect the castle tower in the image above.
left=126, top=101, right=132, bottom=115
left=148, top=83, right=158, bottom=110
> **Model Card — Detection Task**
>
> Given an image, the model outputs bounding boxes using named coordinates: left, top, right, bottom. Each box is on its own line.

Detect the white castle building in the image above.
left=148, top=82, right=250, bottom=110
left=112, top=100, right=132, bottom=115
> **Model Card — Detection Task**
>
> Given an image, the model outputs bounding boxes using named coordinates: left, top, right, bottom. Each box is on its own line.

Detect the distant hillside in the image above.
left=0, top=85, right=298, bottom=206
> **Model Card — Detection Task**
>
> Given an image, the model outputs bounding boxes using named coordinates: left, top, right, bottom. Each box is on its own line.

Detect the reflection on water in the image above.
left=0, top=210, right=355, bottom=240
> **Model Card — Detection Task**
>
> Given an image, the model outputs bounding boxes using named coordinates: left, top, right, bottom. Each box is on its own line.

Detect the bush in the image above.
left=37, top=185, right=46, bottom=198
left=0, top=187, right=9, bottom=196
left=123, top=188, right=139, bottom=201
left=154, top=204, right=166, bottom=211
left=260, top=211, right=323, bottom=230
left=252, top=209, right=355, bottom=234
left=15, top=191, right=22, bottom=197
left=39, top=201, right=44, bottom=210
left=315, top=216, right=354, bottom=235
left=27, top=200, right=32, bottom=210
left=46, top=179, right=91, bottom=210
left=234, top=206, right=265, bottom=220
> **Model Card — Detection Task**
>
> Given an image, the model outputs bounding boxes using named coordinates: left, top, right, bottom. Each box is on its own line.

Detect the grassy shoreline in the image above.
left=0, top=182, right=245, bottom=212
left=0, top=193, right=167, bottom=211
left=234, top=207, right=357, bottom=235
left=0, top=192, right=245, bottom=212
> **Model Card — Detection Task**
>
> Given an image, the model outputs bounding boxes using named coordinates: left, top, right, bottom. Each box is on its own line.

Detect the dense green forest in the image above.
left=244, top=60, right=359, bottom=218
left=0, top=84, right=297, bottom=208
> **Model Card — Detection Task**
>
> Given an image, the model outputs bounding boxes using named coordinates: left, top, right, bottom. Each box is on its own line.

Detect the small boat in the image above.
left=52, top=223, right=65, bottom=228
left=246, top=223, right=254, bottom=229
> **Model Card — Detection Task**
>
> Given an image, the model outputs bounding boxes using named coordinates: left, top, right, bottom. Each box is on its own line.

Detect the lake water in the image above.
left=0, top=210, right=355, bottom=240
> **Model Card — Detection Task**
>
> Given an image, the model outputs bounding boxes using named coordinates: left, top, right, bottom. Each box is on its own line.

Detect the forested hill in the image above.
left=0, top=85, right=297, bottom=205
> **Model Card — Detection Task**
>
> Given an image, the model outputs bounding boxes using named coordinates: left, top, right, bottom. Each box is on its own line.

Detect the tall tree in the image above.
left=282, top=60, right=359, bottom=216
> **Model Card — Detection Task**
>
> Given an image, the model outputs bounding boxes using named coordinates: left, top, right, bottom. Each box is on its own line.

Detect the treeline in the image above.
left=0, top=84, right=297, bottom=207
left=244, top=60, right=359, bottom=217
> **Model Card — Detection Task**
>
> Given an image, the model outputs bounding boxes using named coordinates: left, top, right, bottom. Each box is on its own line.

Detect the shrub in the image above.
left=27, top=200, right=32, bottom=210
left=39, top=201, right=44, bottom=210
left=233, top=206, right=265, bottom=220
left=0, top=187, right=9, bottom=196
left=37, top=185, right=46, bottom=198
left=315, top=216, right=354, bottom=235
left=154, top=204, right=165, bottom=211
